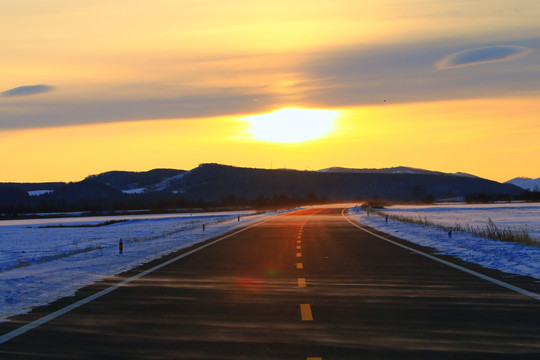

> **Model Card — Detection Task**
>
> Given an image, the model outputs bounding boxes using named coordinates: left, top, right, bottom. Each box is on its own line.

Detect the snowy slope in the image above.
left=0, top=210, right=291, bottom=321
left=506, top=177, right=540, bottom=191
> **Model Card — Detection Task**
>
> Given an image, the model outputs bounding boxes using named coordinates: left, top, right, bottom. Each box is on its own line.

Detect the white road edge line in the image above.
left=0, top=211, right=290, bottom=345
left=342, top=208, right=540, bottom=302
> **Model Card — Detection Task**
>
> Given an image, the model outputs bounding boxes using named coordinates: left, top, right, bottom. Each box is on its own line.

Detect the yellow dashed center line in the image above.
left=297, top=225, right=315, bottom=360
left=300, top=304, right=313, bottom=321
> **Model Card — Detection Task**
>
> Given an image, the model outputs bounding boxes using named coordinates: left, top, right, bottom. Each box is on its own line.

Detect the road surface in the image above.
left=1, top=207, right=539, bottom=359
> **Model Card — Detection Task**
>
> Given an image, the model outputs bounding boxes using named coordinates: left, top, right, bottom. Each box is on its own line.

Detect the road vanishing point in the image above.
left=1, top=206, right=539, bottom=359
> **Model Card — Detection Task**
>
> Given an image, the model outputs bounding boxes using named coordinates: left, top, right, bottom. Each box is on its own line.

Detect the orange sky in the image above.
left=1, top=1, right=539, bottom=183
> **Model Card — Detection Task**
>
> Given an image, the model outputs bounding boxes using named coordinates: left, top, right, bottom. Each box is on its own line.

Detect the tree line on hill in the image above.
left=2, top=187, right=538, bottom=219
left=0, top=181, right=329, bottom=218
left=0, top=164, right=533, bottom=218
left=464, top=190, right=540, bottom=203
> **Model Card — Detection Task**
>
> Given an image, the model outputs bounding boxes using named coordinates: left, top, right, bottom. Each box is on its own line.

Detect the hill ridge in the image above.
left=0, top=164, right=528, bottom=215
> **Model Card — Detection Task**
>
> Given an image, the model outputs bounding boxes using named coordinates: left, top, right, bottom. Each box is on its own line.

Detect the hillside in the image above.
left=317, top=166, right=478, bottom=178
left=0, top=164, right=526, bottom=215
left=505, top=177, right=540, bottom=192
left=168, top=164, right=521, bottom=202
left=86, top=169, right=186, bottom=191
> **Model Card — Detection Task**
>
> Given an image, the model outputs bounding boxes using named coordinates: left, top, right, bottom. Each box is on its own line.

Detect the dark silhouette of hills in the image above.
left=0, top=185, right=30, bottom=206
left=0, top=164, right=527, bottom=216
left=51, top=179, right=123, bottom=202
left=318, top=166, right=479, bottom=178
left=173, top=164, right=520, bottom=202
left=0, top=182, right=65, bottom=192
left=86, top=169, right=185, bottom=190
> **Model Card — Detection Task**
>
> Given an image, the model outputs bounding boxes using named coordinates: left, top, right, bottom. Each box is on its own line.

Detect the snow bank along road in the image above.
left=1, top=206, right=539, bottom=359
left=0, top=210, right=279, bottom=321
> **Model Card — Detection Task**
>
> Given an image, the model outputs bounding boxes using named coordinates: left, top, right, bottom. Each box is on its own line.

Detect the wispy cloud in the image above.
left=297, top=38, right=540, bottom=107
left=436, top=46, right=533, bottom=69
left=0, top=38, right=538, bottom=131
left=1, top=84, right=54, bottom=97
left=0, top=88, right=280, bottom=130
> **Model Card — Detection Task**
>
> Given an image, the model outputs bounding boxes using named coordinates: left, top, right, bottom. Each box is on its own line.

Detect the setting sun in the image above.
left=242, top=108, right=340, bottom=143
left=0, top=1, right=539, bottom=183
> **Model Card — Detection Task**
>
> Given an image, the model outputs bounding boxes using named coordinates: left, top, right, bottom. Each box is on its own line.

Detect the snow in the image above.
left=27, top=190, right=53, bottom=196
left=121, top=188, right=146, bottom=194
left=0, top=210, right=290, bottom=321
left=506, top=177, right=540, bottom=191
left=155, top=171, right=188, bottom=191
left=380, top=202, right=540, bottom=240
left=347, top=204, right=540, bottom=280
left=4, top=204, right=538, bottom=322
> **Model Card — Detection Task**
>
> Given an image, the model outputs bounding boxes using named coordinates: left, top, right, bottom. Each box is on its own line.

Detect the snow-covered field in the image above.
left=347, top=203, right=540, bottom=280
left=3, top=204, right=538, bottom=322
left=0, top=210, right=287, bottom=321
left=377, top=202, right=540, bottom=240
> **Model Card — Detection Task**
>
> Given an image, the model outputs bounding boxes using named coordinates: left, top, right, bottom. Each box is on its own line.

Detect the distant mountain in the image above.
left=318, top=166, right=479, bottom=178
left=0, top=182, right=65, bottom=193
left=0, top=164, right=527, bottom=215
left=164, top=164, right=518, bottom=202
left=93, top=163, right=515, bottom=203
left=505, top=177, right=540, bottom=192
left=86, top=169, right=186, bottom=192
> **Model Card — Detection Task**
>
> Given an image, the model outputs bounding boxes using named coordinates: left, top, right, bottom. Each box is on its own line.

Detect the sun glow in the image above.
left=243, top=108, right=340, bottom=143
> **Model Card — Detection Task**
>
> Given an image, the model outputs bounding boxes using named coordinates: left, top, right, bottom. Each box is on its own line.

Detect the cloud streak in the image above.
left=0, top=88, right=281, bottom=130
left=1, top=84, right=55, bottom=97
left=436, top=46, right=533, bottom=69
left=0, top=38, right=538, bottom=131
left=296, top=38, right=540, bottom=108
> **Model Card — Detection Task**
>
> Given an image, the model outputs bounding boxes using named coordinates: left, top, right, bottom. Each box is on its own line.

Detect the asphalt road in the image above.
left=1, top=207, right=539, bottom=359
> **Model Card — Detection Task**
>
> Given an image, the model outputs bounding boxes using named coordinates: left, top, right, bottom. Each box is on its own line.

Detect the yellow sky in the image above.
left=1, top=1, right=539, bottom=182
